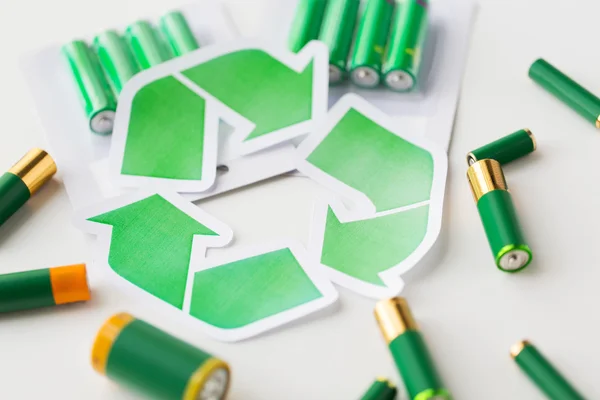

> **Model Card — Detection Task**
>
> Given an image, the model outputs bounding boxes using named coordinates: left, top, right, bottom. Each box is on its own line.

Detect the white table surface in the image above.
left=1, top=0, right=599, bottom=399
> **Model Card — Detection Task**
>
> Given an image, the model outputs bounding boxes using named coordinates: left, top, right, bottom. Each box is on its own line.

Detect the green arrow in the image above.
left=121, top=75, right=208, bottom=180
left=320, top=205, right=429, bottom=285
left=304, top=108, right=434, bottom=212
left=190, top=247, right=323, bottom=329
left=88, top=194, right=219, bottom=309
left=181, top=49, right=314, bottom=141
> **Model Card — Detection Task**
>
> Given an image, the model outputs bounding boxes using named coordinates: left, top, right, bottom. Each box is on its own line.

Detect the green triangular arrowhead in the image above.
left=306, top=109, right=434, bottom=212
left=88, top=194, right=218, bottom=309
left=189, top=248, right=322, bottom=329
left=122, top=76, right=207, bottom=179
left=181, top=49, right=314, bottom=141
left=321, top=205, right=429, bottom=285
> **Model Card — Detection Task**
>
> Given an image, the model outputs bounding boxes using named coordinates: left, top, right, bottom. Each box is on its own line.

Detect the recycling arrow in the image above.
left=110, top=40, right=329, bottom=192
left=74, top=191, right=338, bottom=342
left=189, top=241, right=338, bottom=342
left=76, top=190, right=233, bottom=309
left=301, top=95, right=448, bottom=298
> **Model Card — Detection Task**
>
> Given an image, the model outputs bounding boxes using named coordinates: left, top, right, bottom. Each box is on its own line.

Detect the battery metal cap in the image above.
left=375, top=297, right=419, bottom=344
left=467, top=159, right=507, bottom=202
left=91, top=312, right=136, bottom=374
left=510, top=339, right=531, bottom=359
left=8, top=148, right=56, bottom=195
left=597, top=115, right=600, bottom=129
left=49, top=264, right=91, bottom=305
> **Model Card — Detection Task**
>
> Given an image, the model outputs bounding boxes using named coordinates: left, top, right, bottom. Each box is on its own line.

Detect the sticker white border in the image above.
left=300, top=94, right=448, bottom=299
left=110, top=39, right=329, bottom=192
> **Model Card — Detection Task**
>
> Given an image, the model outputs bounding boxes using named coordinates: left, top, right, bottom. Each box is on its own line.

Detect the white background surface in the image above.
left=0, top=0, right=599, bottom=399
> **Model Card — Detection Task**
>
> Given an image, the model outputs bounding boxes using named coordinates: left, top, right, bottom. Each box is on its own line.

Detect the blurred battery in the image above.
left=160, top=11, right=200, bottom=57
left=383, top=0, right=429, bottom=92
left=94, top=30, right=140, bottom=94
left=125, top=20, right=173, bottom=70
left=318, top=0, right=360, bottom=84
left=62, top=40, right=117, bottom=135
left=350, top=0, right=395, bottom=88
left=288, top=0, right=328, bottom=53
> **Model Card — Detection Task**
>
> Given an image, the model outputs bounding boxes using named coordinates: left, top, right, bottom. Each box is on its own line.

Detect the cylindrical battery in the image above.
left=360, top=378, right=398, bottom=400
left=467, top=129, right=537, bottom=166
left=288, top=0, right=328, bottom=53
left=529, top=58, right=600, bottom=129
left=0, top=148, right=56, bottom=227
left=350, top=0, right=395, bottom=88
left=375, top=298, right=451, bottom=400
left=467, top=159, right=532, bottom=272
left=93, top=30, right=140, bottom=94
left=160, top=11, right=200, bottom=57
left=318, top=0, right=360, bottom=84
left=62, top=40, right=118, bottom=135
left=511, top=340, right=585, bottom=400
left=125, top=21, right=173, bottom=70
left=383, top=0, right=429, bottom=92
left=0, top=264, right=90, bottom=313
left=92, top=313, right=230, bottom=400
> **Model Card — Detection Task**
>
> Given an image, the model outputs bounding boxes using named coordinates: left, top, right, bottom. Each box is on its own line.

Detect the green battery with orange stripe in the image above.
left=0, top=264, right=90, bottom=313
left=92, top=313, right=231, bottom=400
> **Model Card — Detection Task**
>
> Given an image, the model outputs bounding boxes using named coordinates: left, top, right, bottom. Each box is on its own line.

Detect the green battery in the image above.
left=125, top=20, right=172, bottom=70
left=467, top=129, right=537, bottom=166
left=375, top=298, right=451, bottom=400
left=467, top=159, right=532, bottom=272
left=62, top=40, right=118, bottom=135
left=288, top=0, right=328, bottom=53
left=350, top=0, right=395, bottom=88
left=318, top=0, right=361, bottom=84
left=511, top=340, right=585, bottom=400
left=360, top=378, right=398, bottom=400
left=93, top=30, right=140, bottom=94
left=0, top=148, right=56, bottom=227
left=92, top=313, right=230, bottom=400
left=160, top=11, right=200, bottom=57
left=383, top=0, right=429, bottom=92
left=0, top=264, right=90, bottom=313
left=529, top=58, right=600, bottom=129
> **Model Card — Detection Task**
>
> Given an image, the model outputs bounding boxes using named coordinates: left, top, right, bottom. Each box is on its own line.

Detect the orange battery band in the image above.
left=91, top=313, right=135, bottom=374
left=49, top=264, right=91, bottom=305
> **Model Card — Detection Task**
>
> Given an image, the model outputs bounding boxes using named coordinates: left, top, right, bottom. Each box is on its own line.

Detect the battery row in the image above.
left=62, top=11, right=199, bottom=135
left=289, top=0, right=428, bottom=91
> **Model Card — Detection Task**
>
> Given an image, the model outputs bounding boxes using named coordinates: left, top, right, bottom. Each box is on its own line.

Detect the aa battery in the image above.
left=318, top=0, right=360, bottom=84
left=467, top=129, right=537, bottom=166
left=375, top=298, right=450, bottom=400
left=0, top=148, right=56, bottom=227
left=360, top=378, right=398, bottom=400
left=529, top=58, right=600, bottom=129
left=511, top=340, right=585, bottom=400
left=93, top=30, right=140, bottom=94
left=125, top=21, right=172, bottom=70
left=383, top=0, right=429, bottom=92
left=92, top=313, right=230, bottom=400
left=467, top=159, right=532, bottom=272
left=350, top=0, right=395, bottom=88
left=288, top=0, right=328, bottom=53
left=62, top=40, right=118, bottom=135
left=0, top=264, right=90, bottom=313
left=160, top=11, right=200, bottom=57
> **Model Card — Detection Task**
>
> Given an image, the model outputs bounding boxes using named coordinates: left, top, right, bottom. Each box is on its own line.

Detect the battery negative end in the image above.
left=91, top=110, right=116, bottom=135
left=510, top=339, right=531, bottom=359
left=187, top=358, right=231, bottom=400
left=498, top=248, right=531, bottom=272
left=596, top=115, right=600, bottom=129
left=351, top=67, right=380, bottom=88
left=385, top=70, right=414, bottom=91
left=524, top=128, right=537, bottom=151
left=91, top=313, right=135, bottom=374
left=328, top=65, right=344, bottom=84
